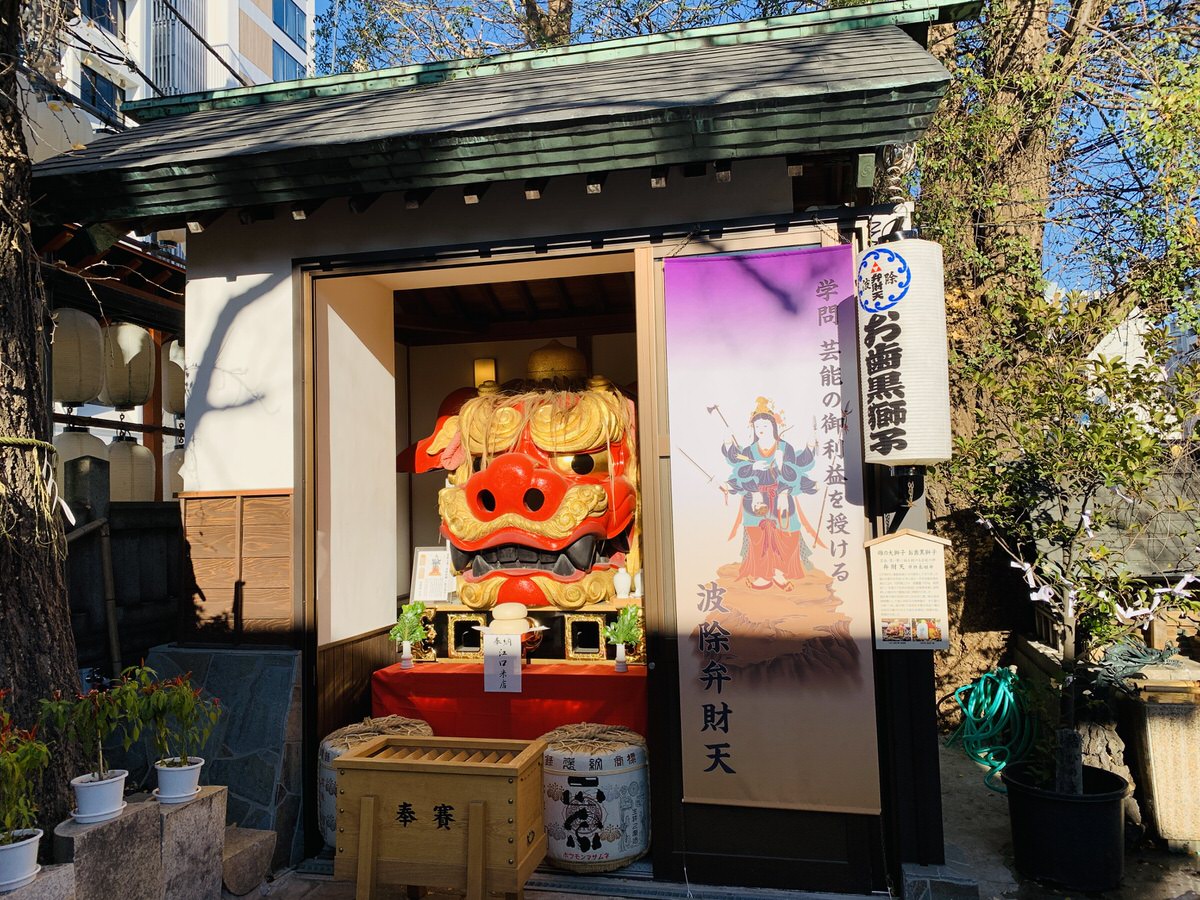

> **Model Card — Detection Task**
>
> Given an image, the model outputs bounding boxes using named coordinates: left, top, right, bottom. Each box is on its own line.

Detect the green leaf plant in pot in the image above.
left=390, top=601, right=428, bottom=669
left=134, top=667, right=222, bottom=805
left=0, top=691, right=51, bottom=892
left=952, top=295, right=1200, bottom=891
left=604, top=605, right=643, bottom=673
left=39, top=669, right=143, bottom=825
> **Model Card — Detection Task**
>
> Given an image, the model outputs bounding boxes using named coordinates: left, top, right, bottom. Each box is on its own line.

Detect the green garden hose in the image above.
left=946, top=667, right=1035, bottom=792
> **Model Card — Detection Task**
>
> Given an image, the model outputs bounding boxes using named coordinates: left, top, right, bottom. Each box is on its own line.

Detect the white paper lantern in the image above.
left=162, top=339, right=186, bottom=417
left=51, top=308, right=104, bottom=405
left=856, top=238, right=952, bottom=467
left=109, top=436, right=156, bottom=501
left=164, top=447, right=185, bottom=497
left=53, top=427, right=108, bottom=494
left=98, top=323, right=155, bottom=410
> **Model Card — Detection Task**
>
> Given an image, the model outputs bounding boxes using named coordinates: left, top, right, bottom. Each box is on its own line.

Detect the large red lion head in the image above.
left=408, top=375, right=640, bottom=610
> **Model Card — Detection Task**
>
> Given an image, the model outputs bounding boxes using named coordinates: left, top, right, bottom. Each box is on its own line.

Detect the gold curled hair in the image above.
left=442, top=382, right=642, bottom=578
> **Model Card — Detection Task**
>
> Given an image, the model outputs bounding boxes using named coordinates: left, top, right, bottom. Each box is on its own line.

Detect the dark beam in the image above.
left=683, top=162, right=706, bottom=178
left=55, top=412, right=183, bottom=437
left=404, top=188, right=433, bottom=209
left=397, top=312, right=634, bottom=346
left=348, top=193, right=381, bottom=214
left=237, top=205, right=275, bottom=225
left=291, top=199, right=326, bottom=220
left=392, top=313, right=487, bottom=335
left=524, top=178, right=548, bottom=200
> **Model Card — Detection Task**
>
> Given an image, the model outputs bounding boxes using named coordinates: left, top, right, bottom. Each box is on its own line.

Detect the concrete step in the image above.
left=222, top=826, right=276, bottom=897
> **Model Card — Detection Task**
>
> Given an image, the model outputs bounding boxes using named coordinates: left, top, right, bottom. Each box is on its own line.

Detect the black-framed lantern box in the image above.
left=333, top=735, right=547, bottom=900
left=403, top=602, right=646, bottom=665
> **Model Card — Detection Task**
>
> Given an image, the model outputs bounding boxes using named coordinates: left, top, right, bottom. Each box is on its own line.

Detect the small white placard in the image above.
left=410, top=546, right=453, bottom=603
left=865, top=529, right=951, bottom=650
left=483, top=634, right=522, bottom=692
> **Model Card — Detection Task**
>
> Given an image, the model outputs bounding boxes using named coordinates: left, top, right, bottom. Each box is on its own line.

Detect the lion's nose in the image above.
left=468, top=453, right=563, bottom=519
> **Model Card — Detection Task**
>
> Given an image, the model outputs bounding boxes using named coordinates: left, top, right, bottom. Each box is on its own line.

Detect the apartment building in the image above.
left=25, top=0, right=314, bottom=160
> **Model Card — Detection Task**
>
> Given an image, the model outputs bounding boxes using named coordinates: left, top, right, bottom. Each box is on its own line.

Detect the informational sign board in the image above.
left=663, top=246, right=880, bottom=815
left=483, top=634, right=521, bottom=692
left=865, top=529, right=950, bottom=650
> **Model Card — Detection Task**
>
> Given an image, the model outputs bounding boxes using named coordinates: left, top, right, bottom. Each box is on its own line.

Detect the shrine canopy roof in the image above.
left=31, top=0, right=978, bottom=229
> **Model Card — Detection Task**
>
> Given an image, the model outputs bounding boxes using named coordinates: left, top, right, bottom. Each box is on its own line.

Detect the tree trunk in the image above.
left=1, top=0, right=85, bottom=838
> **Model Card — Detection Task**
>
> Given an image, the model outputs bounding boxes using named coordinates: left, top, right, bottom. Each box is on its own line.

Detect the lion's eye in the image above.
left=551, top=450, right=609, bottom=477
left=472, top=455, right=483, bottom=473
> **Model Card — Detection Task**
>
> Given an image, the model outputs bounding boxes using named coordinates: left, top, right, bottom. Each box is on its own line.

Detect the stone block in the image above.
left=3, top=863, right=75, bottom=900
left=54, top=800, right=162, bottom=900
left=159, top=785, right=227, bottom=900
left=221, top=826, right=276, bottom=897
left=902, top=863, right=979, bottom=900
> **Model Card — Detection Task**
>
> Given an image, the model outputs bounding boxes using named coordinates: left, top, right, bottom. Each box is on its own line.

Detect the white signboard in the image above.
left=410, top=546, right=453, bottom=603
left=483, top=634, right=521, bottom=692
left=866, top=529, right=950, bottom=650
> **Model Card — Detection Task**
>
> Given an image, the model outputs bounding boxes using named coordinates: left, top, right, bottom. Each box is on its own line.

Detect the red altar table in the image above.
left=371, top=662, right=647, bottom=739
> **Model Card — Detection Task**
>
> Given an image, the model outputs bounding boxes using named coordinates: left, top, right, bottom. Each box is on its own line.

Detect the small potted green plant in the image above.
left=39, top=671, right=143, bottom=824
left=135, top=668, right=221, bottom=804
left=604, top=605, right=643, bottom=673
left=390, top=601, right=428, bottom=669
left=0, top=692, right=51, bottom=892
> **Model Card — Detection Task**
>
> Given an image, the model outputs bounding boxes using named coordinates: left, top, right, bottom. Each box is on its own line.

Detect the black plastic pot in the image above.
left=1001, top=762, right=1128, bottom=892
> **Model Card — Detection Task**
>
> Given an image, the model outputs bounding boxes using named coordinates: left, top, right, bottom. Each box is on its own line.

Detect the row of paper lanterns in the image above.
left=51, top=309, right=186, bottom=502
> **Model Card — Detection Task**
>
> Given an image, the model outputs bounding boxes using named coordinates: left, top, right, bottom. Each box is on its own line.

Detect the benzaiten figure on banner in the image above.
left=720, top=397, right=822, bottom=591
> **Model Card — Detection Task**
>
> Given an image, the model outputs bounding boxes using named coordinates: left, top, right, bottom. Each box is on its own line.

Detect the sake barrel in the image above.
left=318, top=716, right=432, bottom=846
left=539, top=723, right=649, bottom=873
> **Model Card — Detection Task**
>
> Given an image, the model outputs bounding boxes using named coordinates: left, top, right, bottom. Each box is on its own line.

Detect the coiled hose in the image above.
left=946, top=667, right=1036, bottom=792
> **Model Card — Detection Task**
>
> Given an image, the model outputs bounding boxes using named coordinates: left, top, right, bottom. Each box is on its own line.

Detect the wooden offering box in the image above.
left=334, top=735, right=548, bottom=900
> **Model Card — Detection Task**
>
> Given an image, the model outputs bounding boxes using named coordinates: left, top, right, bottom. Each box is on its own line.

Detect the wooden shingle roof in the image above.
left=32, top=2, right=970, bottom=227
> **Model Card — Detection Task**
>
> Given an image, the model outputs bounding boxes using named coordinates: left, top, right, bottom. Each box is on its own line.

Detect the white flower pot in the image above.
left=615, top=642, right=628, bottom=673
left=154, top=757, right=204, bottom=804
left=0, top=829, right=41, bottom=893
left=400, top=640, right=414, bottom=669
left=70, top=769, right=127, bottom=824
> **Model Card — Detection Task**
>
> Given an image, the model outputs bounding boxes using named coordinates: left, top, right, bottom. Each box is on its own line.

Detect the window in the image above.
left=272, top=0, right=306, bottom=50
left=80, top=0, right=126, bottom=38
left=272, top=42, right=305, bottom=82
left=81, top=65, right=125, bottom=120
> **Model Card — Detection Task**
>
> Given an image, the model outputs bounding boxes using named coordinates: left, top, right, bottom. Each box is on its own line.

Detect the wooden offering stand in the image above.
left=334, top=735, right=547, bottom=900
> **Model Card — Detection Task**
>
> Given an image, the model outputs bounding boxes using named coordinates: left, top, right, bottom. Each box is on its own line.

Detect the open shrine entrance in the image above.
left=305, top=227, right=900, bottom=894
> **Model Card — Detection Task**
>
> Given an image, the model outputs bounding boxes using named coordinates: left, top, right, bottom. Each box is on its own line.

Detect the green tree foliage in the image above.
left=917, top=0, right=1200, bottom=742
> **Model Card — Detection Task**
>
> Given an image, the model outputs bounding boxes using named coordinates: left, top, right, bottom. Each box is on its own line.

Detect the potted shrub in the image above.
left=953, top=297, right=1200, bottom=890
left=135, top=668, right=222, bottom=804
left=390, top=601, right=429, bottom=669
left=0, top=692, right=50, bottom=892
left=604, top=605, right=643, bottom=673
left=39, top=671, right=143, bottom=824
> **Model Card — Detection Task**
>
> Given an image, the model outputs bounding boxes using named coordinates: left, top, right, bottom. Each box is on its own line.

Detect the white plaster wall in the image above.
left=314, top=277, right=397, bottom=645
left=183, top=270, right=296, bottom=491
left=395, top=343, right=411, bottom=597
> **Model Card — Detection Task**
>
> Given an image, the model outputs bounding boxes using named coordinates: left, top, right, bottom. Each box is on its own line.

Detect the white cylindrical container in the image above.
left=109, top=436, right=155, bottom=501
left=540, top=723, right=649, bottom=873
left=98, top=322, right=155, bottom=410
left=317, top=716, right=432, bottom=847
left=51, top=308, right=104, bottom=405
left=162, top=339, right=186, bottom=416
left=856, top=239, right=951, bottom=466
left=164, top=446, right=185, bottom=497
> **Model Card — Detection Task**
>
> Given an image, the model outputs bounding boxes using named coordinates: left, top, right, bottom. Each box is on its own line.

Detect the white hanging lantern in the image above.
left=109, top=436, right=156, bottom=501
left=98, top=323, right=155, bottom=410
left=51, top=308, right=104, bottom=405
left=856, top=238, right=952, bottom=467
left=53, top=427, right=108, bottom=494
left=164, top=446, right=185, bottom=497
left=162, top=339, right=186, bottom=417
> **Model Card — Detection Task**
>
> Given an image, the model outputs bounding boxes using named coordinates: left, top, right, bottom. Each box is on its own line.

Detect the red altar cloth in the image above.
left=371, top=662, right=647, bottom=740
